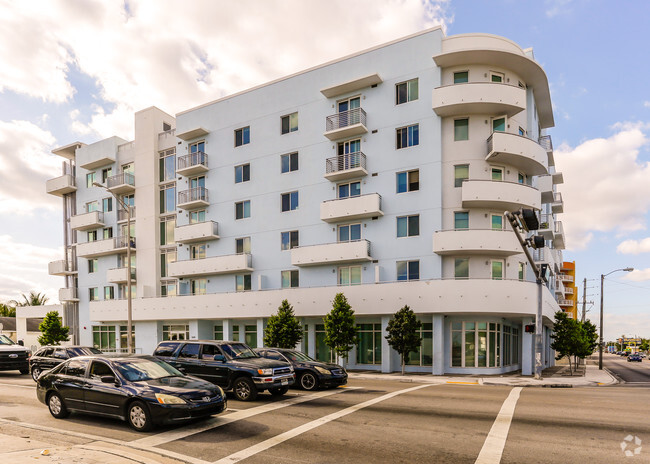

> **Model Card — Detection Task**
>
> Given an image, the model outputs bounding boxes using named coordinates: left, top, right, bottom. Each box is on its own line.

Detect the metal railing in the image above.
left=107, top=172, right=135, bottom=189
left=553, top=192, right=563, bottom=203
left=555, top=220, right=564, bottom=235
left=326, top=107, right=366, bottom=132
left=539, top=213, right=554, bottom=230
left=565, top=287, right=574, bottom=294
left=294, top=239, right=371, bottom=255
left=178, top=152, right=208, bottom=171
left=558, top=299, right=573, bottom=306
left=326, top=152, right=366, bottom=174
left=322, top=192, right=381, bottom=204
left=115, top=236, right=136, bottom=248
left=538, top=135, right=553, bottom=151
left=178, top=187, right=209, bottom=205
left=117, top=207, right=135, bottom=222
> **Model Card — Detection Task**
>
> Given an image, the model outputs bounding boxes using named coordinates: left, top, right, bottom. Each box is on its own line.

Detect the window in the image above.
left=396, top=124, right=419, bottom=149
left=452, top=321, right=503, bottom=368
left=104, top=286, right=114, bottom=300
left=88, top=259, right=97, bottom=273
left=281, top=231, right=299, bottom=250
left=454, top=212, right=469, bottom=229
left=190, top=243, right=206, bottom=260
left=518, top=172, right=525, bottom=184
left=235, top=126, right=250, bottom=146
left=189, top=141, right=205, bottom=154
left=245, top=325, right=257, bottom=348
left=397, top=260, right=419, bottom=281
left=357, top=323, right=382, bottom=364
left=453, top=71, right=468, bottom=84
left=89, top=287, right=99, bottom=301
left=454, top=119, right=469, bottom=141
left=236, top=237, right=251, bottom=254
left=454, top=165, right=469, bottom=187
left=161, top=280, right=177, bottom=297
left=214, top=325, right=223, bottom=341
left=189, top=175, right=205, bottom=191
left=159, top=148, right=176, bottom=182
left=338, top=266, right=361, bottom=286
left=235, top=200, right=250, bottom=219
left=162, top=324, right=189, bottom=341
left=338, top=224, right=361, bottom=242
left=338, top=139, right=361, bottom=157
left=337, top=97, right=361, bottom=127
left=491, top=167, right=504, bottom=181
left=397, top=215, right=419, bottom=237
left=518, top=262, right=526, bottom=281
left=236, top=274, right=251, bottom=292
left=160, top=249, right=176, bottom=278
left=103, top=227, right=112, bottom=239
left=86, top=172, right=96, bottom=188
left=122, top=163, right=134, bottom=175
left=518, top=126, right=525, bottom=136
left=160, top=216, right=175, bottom=246
left=490, top=71, right=504, bottom=83
left=492, top=117, right=506, bottom=133
left=86, top=200, right=99, bottom=212
left=491, top=214, right=503, bottom=230
left=315, top=324, right=333, bottom=363
left=281, top=152, right=299, bottom=173
left=93, top=326, right=116, bottom=350
left=338, top=181, right=361, bottom=199
left=88, top=230, right=98, bottom=242
left=102, top=197, right=112, bottom=212
left=492, top=260, right=504, bottom=280
left=189, top=210, right=205, bottom=224
left=190, top=279, right=206, bottom=295
left=455, top=258, right=469, bottom=279
left=163, top=122, right=172, bottom=131
left=101, top=168, right=112, bottom=184
left=396, top=170, right=419, bottom=193
left=281, top=270, right=299, bottom=288
left=407, top=323, right=433, bottom=366
left=160, top=183, right=175, bottom=213
left=122, top=193, right=134, bottom=210
left=232, top=325, right=240, bottom=341
left=281, top=191, right=299, bottom=212
left=119, top=284, right=136, bottom=299
left=235, top=163, right=250, bottom=183
left=281, top=112, right=298, bottom=134
left=395, top=78, right=418, bottom=104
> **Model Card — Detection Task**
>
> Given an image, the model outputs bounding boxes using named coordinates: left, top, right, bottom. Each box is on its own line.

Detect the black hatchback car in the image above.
left=36, top=355, right=226, bottom=431
left=254, top=348, right=347, bottom=391
left=29, top=345, right=102, bottom=381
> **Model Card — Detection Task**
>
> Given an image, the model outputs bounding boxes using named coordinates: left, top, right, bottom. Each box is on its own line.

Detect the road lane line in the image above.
left=133, top=387, right=361, bottom=447
left=0, top=382, right=36, bottom=389
left=474, top=386, right=522, bottom=464
left=213, top=384, right=433, bottom=464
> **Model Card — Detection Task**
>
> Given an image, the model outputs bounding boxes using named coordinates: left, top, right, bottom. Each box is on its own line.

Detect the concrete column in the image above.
left=196, top=319, right=213, bottom=340
left=256, top=318, right=265, bottom=348
left=222, top=319, right=231, bottom=341
left=521, top=318, right=533, bottom=375
left=381, top=316, right=391, bottom=373
left=307, top=323, right=316, bottom=359
left=432, top=314, right=444, bottom=375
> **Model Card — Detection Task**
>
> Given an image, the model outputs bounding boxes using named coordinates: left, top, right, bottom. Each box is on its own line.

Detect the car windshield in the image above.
left=68, top=347, right=102, bottom=356
left=0, top=335, right=15, bottom=345
left=220, top=343, right=258, bottom=359
left=284, top=351, right=316, bottom=363
left=114, top=358, right=182, bottom=382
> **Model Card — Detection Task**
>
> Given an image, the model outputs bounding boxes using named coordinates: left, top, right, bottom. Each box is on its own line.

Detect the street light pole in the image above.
left=93, top=182, right=133, bottom=354
left=599, top=267, right=633, bottom=370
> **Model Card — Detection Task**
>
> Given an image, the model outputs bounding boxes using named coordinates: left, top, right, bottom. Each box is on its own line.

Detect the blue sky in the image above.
left=0, top=0, right=648, bottom=340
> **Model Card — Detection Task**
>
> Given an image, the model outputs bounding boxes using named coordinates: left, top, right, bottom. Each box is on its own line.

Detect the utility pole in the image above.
left=581, top=278, right=587, bottom=322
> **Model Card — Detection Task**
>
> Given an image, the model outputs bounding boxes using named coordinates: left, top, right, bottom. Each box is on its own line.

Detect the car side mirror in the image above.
left=17, top=340, right=24, bottom=346
left=100, top=375, right=116, bottom=385
left=213, top=354, right=226, bottom=362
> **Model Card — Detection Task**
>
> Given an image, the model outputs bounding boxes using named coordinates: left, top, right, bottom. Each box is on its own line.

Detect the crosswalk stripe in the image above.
left=474, top=386, right=523, bottom=464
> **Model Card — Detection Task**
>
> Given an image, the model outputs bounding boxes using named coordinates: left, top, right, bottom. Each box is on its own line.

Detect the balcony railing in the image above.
left=115, top=236, right=136, bottom=248
left=117, top=207, right=135, bottom=222
left=558, top=299, right=573, bottom=306
left=178, top=152, right=208, bottom=171
left=178, top=187, right=209, bottom=205
left=107, top=172, right=135, bottom=189
left=326, top=107, right=367, bottom=132
left=538, top=135, right=553, bottom=151
left=326, top=152, right=367, bottom=174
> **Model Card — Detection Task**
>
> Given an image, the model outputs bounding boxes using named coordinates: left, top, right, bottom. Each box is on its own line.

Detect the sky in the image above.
left=0, top=0, right=648, bottom=341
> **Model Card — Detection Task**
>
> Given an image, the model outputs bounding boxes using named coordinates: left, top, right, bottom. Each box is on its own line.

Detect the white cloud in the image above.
left=553, top=124, right=650, bottom=250
left=644, top=101, right=650, bottom=108
left=0, top=120, right=60, bottom=215
left=0, top=0, right=451, bottom=139
left=617, top=238, right=650, bottom=255
left=0, top=235, right=62, bottom=304
left=545, top=0, right=573, bottom=18
left=622, top=268, right=650, bottom=282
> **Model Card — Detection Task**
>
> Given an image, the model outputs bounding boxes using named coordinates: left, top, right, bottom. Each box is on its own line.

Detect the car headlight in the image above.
left=155, top=393, right=186, bottom=404
left=314, top=366, right=331, bottom=375
left=257, top=368, right=273, bottom=375
left=216, top=385, right=225, bottom=397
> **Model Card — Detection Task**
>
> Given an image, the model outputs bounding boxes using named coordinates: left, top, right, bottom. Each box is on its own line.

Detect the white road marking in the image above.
left=474, top=387, right=523, bottom=464
left=0, top=382, right=36, bottom=389
left=133, top=387, right=360, bottom=447
left=213, top=384, right=433, bottom=464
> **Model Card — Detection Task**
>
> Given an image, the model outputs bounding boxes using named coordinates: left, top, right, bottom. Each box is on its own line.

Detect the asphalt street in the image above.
left=603, top=352, right=650, bottom=384
left=0, top=372, right=648, bottom=464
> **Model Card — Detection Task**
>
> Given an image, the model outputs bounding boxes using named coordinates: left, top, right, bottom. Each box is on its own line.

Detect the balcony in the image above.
left=324, top=152, right=368, bottom=182
left=106, top=172, right=135, bottom=195
left=538, top=135, right=555, bottom=167
left=48, top=260, right=76, bottom=276
left=59, top=287, right=79, bottom=302
left=552, top=192, right=564, bottom=213
left=175, top=127, right=209, bottom=141
left=555, top=280, right=565, bottom=295
left=554, top=221, right=565, bottom=250
left=46, top=174, right=76, bottom=197
left=175, top=221, right=219, bottom=244
left=291, top=240, right=372, bottom=267
left=432, top=83, right=525, bottom=118
left=461, top=180, right=540, bottom=211
left=538, top=214, right=555, bottom=240
left=536, top=175, right=555, bottom=204
left=486, top=132, right=548, bottom=176
left=117, top=207, right=136, bottom=223
left=433, top=229, right=522, bottom=256
left=557, top=273, right=574, bottom=283
left=106, top=266, right=136, bottom=284
left=70, top=211, right=104, bottom=231
left=178, top=187, right=209, bottom=210
left=558, top=299, right=573, bottom=307
left=76, top=236, right=135, bottom=259
left=320, top=193, right=383, bottom=223
left=177, top=152, right=209, bottom=177
left=324, top=107, right=367, bottom=141
left=168, top=253, right=252, bottom=278
left=564, top=287, right=574, bottom=295
left=533, top=248, right=556, bottom=269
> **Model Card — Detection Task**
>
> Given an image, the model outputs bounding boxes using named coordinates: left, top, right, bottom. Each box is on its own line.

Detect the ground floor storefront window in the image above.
left=93, top=325, right=116, bottom=351
left=407, top=322, right=433, bottom=366
left=452, top=321, right=505, bottom=368
left=245, top=325, right=257, bottom=348
left=356, top=323, right=382, bottom=365
left=119, top=325, right=135, bottom=351
left=214, top=325, right=223, bottom=340
left=162, top=324, right=189, bottom=341
left=315, top=324, right=332, bottom=363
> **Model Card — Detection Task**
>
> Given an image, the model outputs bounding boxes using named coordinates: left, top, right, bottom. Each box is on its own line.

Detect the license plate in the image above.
left=281, top=379, right=289, bottom=386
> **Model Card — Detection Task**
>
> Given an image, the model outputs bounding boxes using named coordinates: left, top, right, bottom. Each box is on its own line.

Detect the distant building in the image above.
left=46, top=27, right=565, bottom=374
left=560, top=261, right=578, bottom=319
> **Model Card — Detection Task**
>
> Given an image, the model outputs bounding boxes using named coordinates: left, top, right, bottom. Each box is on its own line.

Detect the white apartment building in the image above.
left=45, top=27, right=566, bottom=375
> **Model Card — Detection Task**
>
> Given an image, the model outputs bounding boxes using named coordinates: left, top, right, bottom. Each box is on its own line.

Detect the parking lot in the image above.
left=1, top=372, right=649, bottom=463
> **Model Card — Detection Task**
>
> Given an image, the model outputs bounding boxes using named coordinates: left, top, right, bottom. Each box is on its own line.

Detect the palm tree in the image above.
left=10, top=291, right=49, bottom=307
left=0, top=303, right=16, bottom=317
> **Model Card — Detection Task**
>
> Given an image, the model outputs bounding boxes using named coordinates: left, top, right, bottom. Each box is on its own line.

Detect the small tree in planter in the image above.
left=385, top=305, right=422, bottom=375
left=38, top=311, right=69, bottom=346
left=264, top=299, right=303, bottom=349
left=324, top=293, right=359, bottom=365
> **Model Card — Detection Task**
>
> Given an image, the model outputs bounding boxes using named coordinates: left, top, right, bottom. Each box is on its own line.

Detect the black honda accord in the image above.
left=36, top=354, right=226, bottom=431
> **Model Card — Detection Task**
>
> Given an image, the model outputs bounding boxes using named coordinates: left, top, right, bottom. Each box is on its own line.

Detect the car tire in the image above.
left=31, top=367, right=41, bottom=382
left=233, top=377, right=258, bottom=401
left=269, top=386, right=289, bottom=396
left=47, top=392, right=69, bottom=419
left=300, top=372, right=319, bottom=391
left=127, top=401, right=153, bottom=432
left=19, top=367, right=29, bottom=375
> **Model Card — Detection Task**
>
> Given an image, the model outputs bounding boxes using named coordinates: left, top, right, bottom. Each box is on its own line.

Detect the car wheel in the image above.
left=269, top=386, right=289, bottom=396
left=300, top=372, right=319, bottom=391
left=19, top=367, right=29, bottom=375
left=127, top=401, right=153, bottom=432
left=233, top=377, right=258, bottom=401
left=48, top=393, right=69, bottom=419
left=31, top=367, right=41, bottom=382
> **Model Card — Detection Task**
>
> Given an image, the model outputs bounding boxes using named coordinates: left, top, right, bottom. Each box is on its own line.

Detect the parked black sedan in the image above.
left=29, top=345, right=102, bottom=381
left=254, top=348, right=347, bottom=391
left=36, top=355, right=227, bottom=431
left=627, top=354, right=642, bottom=362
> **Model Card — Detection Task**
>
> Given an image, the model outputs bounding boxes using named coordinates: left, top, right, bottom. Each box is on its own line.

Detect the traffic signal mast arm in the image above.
left=504, top=210, right=542, bottom=281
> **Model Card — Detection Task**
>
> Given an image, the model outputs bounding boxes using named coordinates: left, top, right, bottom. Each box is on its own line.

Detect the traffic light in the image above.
left=529, top=235, right=545, bottom=249
left=525, top=324, right=535, bottom=333
left=519, top=209, right=539, bottom=231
